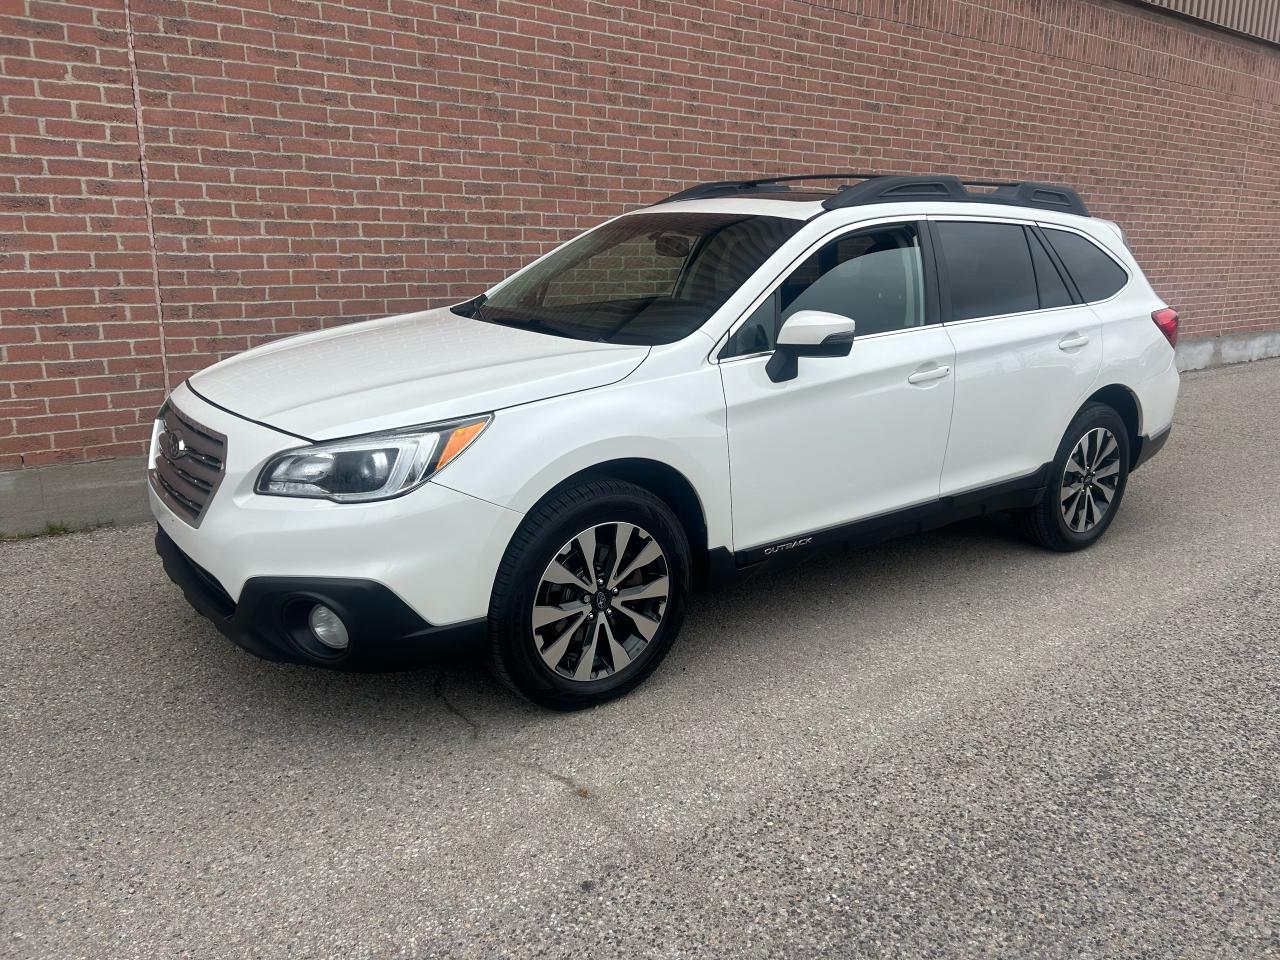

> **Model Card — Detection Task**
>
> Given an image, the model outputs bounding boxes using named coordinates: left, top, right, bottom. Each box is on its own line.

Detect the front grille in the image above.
left=150, top=402, right=227, bottom=526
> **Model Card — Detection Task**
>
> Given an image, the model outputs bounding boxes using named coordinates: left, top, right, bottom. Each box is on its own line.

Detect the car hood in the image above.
left=188, top=306, right=650, bottom=440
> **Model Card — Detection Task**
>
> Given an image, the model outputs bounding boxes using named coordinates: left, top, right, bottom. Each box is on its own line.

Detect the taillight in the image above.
left=1152, top=307, right=1179, bottom=347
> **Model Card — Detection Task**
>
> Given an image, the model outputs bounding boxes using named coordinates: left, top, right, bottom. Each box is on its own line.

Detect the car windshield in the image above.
left=453, top=211, right=802, bottom=345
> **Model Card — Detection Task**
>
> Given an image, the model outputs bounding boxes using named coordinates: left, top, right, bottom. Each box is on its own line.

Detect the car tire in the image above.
left=487, top=479, right=691, bottom=710
left=1016, top=402, right=1131, bottom=552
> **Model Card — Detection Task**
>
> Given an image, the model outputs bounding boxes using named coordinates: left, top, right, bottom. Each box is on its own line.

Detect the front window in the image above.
left=723, top=222, right=927, bottom=357
left=454, top=212, right=802, bottom=345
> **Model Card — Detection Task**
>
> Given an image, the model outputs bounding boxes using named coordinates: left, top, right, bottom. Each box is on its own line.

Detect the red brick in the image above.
left=1, top=0, right=1278, bottom=466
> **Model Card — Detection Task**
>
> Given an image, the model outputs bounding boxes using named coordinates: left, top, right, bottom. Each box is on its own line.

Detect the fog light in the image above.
left=308, top=604, right=349, bottom=650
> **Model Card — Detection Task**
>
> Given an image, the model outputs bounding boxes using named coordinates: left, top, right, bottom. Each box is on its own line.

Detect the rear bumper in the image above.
left=1132, top=425, right=1171, bottom=472
left=156, top=526, right=485, bottom=670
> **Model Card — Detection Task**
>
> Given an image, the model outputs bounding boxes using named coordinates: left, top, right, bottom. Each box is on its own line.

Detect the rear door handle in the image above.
left=1058, top=334, right=1090, bottom=350
left=907, top=365, right=951, bottom=384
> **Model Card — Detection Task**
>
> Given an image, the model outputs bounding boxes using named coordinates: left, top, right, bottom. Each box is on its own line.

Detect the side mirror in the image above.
left=766, top=310, right=855, bottom=383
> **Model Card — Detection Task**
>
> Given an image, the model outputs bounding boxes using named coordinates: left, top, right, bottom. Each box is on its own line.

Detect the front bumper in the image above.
left=149, top=382, right=524, bottom=631
left=156, top=526, right=485, bottom=670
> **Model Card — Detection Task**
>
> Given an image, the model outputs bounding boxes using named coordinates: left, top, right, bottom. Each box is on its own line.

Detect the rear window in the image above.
left=935, top=221, right=1038, bottom=321
left=1043, top=228, right=1129, bottom=302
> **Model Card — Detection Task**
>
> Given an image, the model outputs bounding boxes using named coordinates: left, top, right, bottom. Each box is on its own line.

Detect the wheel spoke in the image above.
left=621, top=607, right=661, bottom=641
left=1094, top=460, right=1120, bottom=480
left=1094, top=432, right=1117, bottom=468
left=605, top=523, right=635, bottom=588
left=1094, top=480, right=1116, bottom=504
left=532, top=601, right=582, bottom=629
left=574, top=620, right=601, bottom=680
left=1070, top=490, right=1089, bottom=531
left=611, top=536, right=663, bottom=587
left=1060, top=482, right=1084, bottom=503
left=602, top=617, right=631, bottom=673
left=543, top=557, right=593, bottom=592
left=539, top=612, right=585, bottom=670
left=575, top=527, right=598, bottom=584
left=1068, top=445, right=1088, bottom=476
left=617, top=576, right=669, bottom=604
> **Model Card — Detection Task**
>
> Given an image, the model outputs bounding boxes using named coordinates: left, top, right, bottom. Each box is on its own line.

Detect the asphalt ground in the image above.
left=3, top=358, right=1278, bottom=959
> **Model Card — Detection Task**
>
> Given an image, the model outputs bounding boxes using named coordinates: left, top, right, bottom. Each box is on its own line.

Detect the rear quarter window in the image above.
left=1043, top=228, right=1129, bottom=302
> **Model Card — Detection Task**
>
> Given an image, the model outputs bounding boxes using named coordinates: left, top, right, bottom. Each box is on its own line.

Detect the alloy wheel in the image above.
left=1060, top=426, right=1121, bottom=533
left=531, top=522, right=669, bottom=682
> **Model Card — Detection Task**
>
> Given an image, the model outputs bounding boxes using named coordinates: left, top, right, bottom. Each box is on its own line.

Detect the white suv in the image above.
left=149, top=173, right=1180, bottom=709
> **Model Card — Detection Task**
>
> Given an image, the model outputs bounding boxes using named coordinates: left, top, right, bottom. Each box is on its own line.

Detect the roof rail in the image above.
left=655, top=172, right=1089, bottom=217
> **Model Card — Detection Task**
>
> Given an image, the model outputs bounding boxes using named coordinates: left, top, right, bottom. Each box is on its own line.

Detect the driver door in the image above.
left=718, top=220, right=956, bottom=555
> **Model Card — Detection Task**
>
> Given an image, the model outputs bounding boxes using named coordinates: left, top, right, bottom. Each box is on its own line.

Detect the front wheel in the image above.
left=1016, top=402, right=1131, bottom=552
left=487, top=479, right=690, bottom=710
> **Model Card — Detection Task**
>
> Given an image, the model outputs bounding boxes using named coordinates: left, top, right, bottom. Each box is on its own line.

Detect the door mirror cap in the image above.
left=766, top=310, right=855, bottom=383
left=776, top=310, right=856, bottom=348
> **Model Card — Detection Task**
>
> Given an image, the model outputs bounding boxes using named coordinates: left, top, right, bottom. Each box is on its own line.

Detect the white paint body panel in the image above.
left=939, top=303, right=1102, bottom=493
left=437, top=337, right=734, bottom=552
left=150, top=194, right=1180, bottom=640
left=189, top=306, right=648, bottom=440
left=720, top=328, right=955, bottom=550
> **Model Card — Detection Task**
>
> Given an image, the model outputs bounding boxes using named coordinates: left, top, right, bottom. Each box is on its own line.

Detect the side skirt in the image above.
left=707, top=463, right=1052, bottom=588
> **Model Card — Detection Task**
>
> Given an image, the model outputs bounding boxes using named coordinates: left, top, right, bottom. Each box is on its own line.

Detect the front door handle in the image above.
left=1058, top=334, right=1090, bottom=350
left=907, top=365, right=951, bottom=385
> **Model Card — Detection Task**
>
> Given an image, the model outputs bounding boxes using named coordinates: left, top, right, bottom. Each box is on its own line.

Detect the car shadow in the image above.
left=166, top=514, right=1042, bottom=741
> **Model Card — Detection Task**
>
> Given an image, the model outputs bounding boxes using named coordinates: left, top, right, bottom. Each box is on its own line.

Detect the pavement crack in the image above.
left=431, top=676, right=481, bottom=740
left=430, top=679, right=601, bottom=804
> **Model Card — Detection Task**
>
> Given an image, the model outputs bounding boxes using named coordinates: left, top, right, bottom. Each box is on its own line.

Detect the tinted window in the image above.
left=1028, top=229, right=1074, bottom=308
left=542, top=231, right=685, bottom=306
left=1043, top=228, right=1128, bottom=302
left=724, top=294, right=779, bottom=357
left=723, top=223, right=926, bottom=357
left=936, top=221, right=1038, bottom=321
left=456, top=212, right=802, bottom=345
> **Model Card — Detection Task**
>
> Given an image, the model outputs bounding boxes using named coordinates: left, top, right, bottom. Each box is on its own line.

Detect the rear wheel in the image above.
left=1016, top=402, right=1130, bottom=552
left=488, top=479, right=690, bottom=709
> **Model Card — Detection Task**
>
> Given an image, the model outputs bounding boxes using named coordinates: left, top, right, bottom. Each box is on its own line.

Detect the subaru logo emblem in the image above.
left=164, top=429, right=188, bottom=460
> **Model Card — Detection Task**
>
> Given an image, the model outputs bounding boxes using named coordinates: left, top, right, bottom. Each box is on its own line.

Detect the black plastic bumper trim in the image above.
left=1131, top=426, right=1171, bottom=472
left=155, top=526, right=485, bottom=671
left=731, top=462, right=1052, bottom=570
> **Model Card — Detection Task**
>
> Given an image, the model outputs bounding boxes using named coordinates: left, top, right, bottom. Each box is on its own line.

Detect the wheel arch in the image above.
left=1082, top=383, right=1143, bottom=467
left=532, top=458, right=714, bottom=590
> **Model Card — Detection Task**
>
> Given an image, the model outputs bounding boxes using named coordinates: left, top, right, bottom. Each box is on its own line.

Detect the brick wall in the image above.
left=1, top=0, right=1278, bottom=469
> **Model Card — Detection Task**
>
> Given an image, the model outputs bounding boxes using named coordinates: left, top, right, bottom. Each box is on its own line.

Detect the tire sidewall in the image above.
left=1049, top=405, right=1131, bottom=547
left=492, top=487, right=690, bottom=708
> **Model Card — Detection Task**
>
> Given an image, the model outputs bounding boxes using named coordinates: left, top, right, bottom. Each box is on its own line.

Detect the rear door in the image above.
left=931, top=217, right=1102, bottom=496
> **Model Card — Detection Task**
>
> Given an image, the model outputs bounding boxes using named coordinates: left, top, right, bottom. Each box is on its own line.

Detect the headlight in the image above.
left=255, top=415, right=490, bottom=502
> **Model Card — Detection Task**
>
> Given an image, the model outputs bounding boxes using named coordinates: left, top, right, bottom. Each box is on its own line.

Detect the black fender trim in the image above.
left=725, top=463, right=1053, bottom=576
